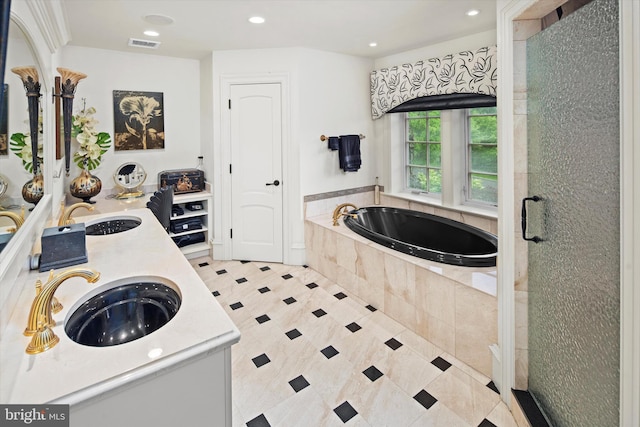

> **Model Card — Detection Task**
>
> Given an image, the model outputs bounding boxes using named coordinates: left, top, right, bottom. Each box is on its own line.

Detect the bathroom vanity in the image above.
left=0, top=208, right=240, bottom=427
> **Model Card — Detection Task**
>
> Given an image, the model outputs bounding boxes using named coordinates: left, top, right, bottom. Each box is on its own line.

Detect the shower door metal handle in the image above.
left=521, top=196, right=543, bottom=243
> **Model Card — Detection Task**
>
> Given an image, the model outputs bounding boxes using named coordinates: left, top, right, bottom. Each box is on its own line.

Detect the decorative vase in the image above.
left=22, top=173, right=44, bottom=208
left=70, top=168, right=102, bottom=203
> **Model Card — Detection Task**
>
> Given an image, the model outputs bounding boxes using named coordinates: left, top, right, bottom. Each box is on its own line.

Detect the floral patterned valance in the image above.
left=370, top=46, right=497, bottom=120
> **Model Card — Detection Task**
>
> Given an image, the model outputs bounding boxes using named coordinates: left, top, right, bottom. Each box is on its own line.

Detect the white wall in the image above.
left=199, top=55, right=214, bottom=185
left=59, top=46, right=201, bottom=191
left=209, top=47, right=375, bottom=263
left=373, top=29, right=497, bottom=69
left=296, top=48, right=377, bottom=196
left=210, top=47, right=375, bottom=195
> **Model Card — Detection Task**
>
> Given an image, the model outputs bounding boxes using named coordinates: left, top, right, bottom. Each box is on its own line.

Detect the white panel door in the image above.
left=230, top=83, right=283, bottom=262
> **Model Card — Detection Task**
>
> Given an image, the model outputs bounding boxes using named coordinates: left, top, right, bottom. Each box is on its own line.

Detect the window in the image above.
left=405, top=111, right=441, bottom=193
left=404, top=107, right=497, bottom=207
left=467, top=107, right=498, bottom=204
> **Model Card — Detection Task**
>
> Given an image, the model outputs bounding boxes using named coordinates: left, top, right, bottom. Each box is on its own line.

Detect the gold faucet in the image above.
left=0, top=207, right=25, bottom=232
left=58, top=201, right=94, bottom=226
left=332, top=203, right=358, bottom=226
left=24, top=267, right=100, bottom=354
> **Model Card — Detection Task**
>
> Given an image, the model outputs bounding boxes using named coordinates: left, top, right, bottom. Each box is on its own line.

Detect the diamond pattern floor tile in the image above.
left=192, top=258, right=515, bottom=427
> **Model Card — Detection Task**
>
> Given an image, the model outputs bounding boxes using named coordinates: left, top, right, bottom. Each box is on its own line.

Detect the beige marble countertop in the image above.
left=0, top=207, right=239, bottom=404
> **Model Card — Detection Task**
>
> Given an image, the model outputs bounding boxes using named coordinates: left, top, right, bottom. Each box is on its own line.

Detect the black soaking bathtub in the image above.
left=342, top=206, right=497, bottom=267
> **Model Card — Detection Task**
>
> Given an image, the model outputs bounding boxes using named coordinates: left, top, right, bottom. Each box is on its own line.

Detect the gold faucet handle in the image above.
left=0, top=210, right=25, bottom=230
left=25, top=276, right=60, bottom=336
left=24, top=267, right=101, bottom=342
left=51, top=296, right=63, bottom=314
left=58, top=202, right=95, bottom=226
left=331, top=203, right=358, bottom=226
left=26, top=318, right=60, bottom=355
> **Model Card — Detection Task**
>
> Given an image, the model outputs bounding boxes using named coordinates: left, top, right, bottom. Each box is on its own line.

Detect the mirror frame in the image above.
left=0, top=5, right=58, bottom=311
left=114, top=162, right=147, bottom=189
left=114, top=162, right=147, bottom=199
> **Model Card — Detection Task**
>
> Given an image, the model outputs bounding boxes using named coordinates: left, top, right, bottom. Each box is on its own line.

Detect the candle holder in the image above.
left=56, top=67, right=87, bottom=176
left=11, top=66, right=41, bottom=175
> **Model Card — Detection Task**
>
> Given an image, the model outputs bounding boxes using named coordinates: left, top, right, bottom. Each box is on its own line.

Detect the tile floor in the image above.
left=191, top=257, right=518, bottom=427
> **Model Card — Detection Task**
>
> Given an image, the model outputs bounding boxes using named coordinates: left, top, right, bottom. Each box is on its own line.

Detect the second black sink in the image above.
left=85, top=216, right=142, bottom=235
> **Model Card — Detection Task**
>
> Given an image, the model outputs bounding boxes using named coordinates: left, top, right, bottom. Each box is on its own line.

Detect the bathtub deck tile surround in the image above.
left=192, top=258, right=516, bottom=427
left=305, top=213, right=498, bottom=377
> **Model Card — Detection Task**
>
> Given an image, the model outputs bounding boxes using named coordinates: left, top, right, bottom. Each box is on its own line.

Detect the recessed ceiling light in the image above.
left=466, top=9, right=480, bottom=16
left=248, top=16, right=265, bottom=24
left=144, top=30, right=160, bottom=37
left=369, top=42, right=378, bottom=47
left=143, top=14, right=174, bottom=25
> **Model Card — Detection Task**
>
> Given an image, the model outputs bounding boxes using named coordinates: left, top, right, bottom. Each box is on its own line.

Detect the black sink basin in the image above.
left=65, top=280, right=181, bottom=347
left=85, top=216, right=141, bottom=235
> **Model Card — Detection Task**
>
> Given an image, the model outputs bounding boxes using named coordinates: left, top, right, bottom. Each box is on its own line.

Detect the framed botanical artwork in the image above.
left=0, top=84, right=8, bottom=156
left=112, top=90, right=164, bottom=151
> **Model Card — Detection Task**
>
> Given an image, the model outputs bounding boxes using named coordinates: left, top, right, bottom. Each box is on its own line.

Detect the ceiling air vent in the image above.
left=128, top=38, right=161, bottom=49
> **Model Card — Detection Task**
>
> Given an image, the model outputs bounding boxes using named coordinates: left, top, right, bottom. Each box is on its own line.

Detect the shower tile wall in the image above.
left=512, top=18, right=543, bottom=391
left=303, top=189, right=376, bottom=218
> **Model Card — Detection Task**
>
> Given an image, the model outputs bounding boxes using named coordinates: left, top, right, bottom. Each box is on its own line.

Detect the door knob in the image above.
left=266, top=180, right=280, bottom=186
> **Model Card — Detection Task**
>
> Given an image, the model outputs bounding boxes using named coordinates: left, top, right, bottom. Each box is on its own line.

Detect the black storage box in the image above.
left=172, top=232, right=205, bottom=248
left=170, top=217, right=202, bottom=234
left=158, top=169, right=205, bottom=194
left=185, top=201, right=204, bottom=211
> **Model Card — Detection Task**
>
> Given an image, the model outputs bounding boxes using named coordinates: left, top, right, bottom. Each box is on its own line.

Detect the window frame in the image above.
left=401, top=107, right=498, bottom=211
left=404, top=111, right=442, bottom=195
left=466, top=107, right=498, bottom=206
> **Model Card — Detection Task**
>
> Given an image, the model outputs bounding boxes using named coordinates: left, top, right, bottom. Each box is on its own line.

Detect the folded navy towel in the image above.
left=327, top=136, right=340, bottom=151
left=338, top=135, right=361, bottom=172
left=171, top=204, right=184, bottom=217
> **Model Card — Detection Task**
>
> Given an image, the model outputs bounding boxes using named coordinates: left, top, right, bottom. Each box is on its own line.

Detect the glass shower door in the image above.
left=526, top=0, right=620, bottom=426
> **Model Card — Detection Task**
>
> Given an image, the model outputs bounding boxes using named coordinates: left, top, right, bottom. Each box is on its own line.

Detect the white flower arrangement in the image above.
left=9, top=108, right=43, bottom=173
left=72, top=100, right=111, bottom=170
left=9, top=133, right=43, bottom=173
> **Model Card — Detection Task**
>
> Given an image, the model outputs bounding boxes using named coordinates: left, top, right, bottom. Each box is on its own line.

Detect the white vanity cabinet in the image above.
left=69, top=346, right=233, bottom=427
left=0, top=208, right=240, bottom=426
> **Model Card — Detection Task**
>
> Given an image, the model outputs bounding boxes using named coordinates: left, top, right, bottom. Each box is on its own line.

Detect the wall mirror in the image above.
left=0, top=12, right=51, bottom=261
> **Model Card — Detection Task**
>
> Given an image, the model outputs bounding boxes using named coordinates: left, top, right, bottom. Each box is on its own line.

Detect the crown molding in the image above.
left=26, top=0, right=69, bottom=53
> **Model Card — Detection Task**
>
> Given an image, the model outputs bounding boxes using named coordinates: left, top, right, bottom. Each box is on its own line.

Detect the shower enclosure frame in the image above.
left=495, top=1, right=639, bottom=426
